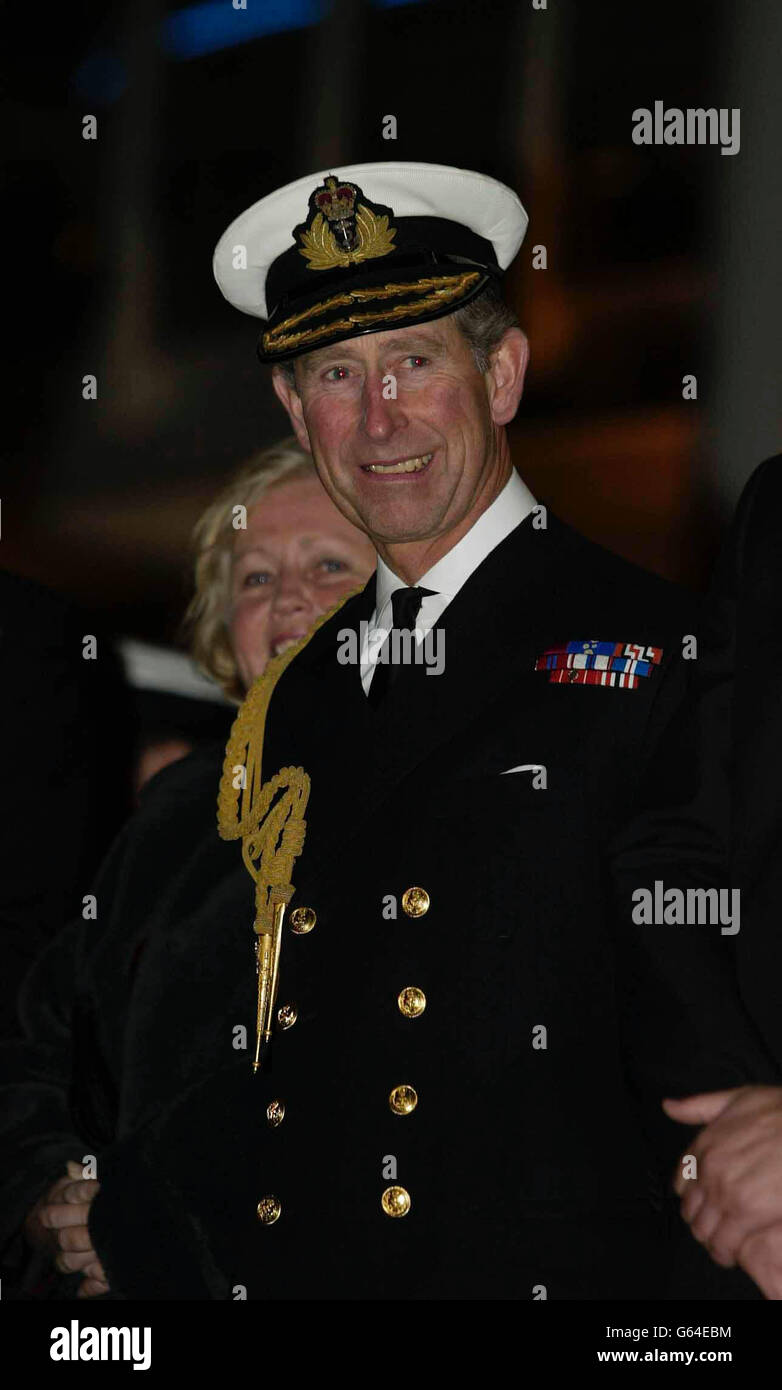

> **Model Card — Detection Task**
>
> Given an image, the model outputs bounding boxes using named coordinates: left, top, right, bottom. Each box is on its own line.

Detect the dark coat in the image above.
left=0, top=571, right=133, bottom=1040
left=720, top=456, right=782, bottom=1064
left=2, top=509, right=778, bottom=1300
left=610, top=456, right=782, bottom=1070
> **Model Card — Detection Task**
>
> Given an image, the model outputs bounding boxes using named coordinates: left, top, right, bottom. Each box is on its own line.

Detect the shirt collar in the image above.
left=373, top=469, right=536, bottom=618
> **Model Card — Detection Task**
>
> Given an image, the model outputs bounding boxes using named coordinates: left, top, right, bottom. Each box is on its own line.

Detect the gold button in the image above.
left=277, top=1004, right=297, bottom=1029
left=266, top=1099, right=285, bottom=1127
left=389, top=1083, right=418, bottom=1115
left=398, top=986, right=426, bottom=1019
left=381, top=1185, right=411, bottom=1218
left=402, top=886, right=430, bottom=918
left=289, top=906, right=316, bottom=934
left=256, top=1195, right=281, bottom=1225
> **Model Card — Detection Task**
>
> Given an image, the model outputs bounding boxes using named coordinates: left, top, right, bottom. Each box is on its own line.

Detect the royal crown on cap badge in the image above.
left=296, top=174, right=396, bottom=270
left=315, top=177, right=359, bottom=247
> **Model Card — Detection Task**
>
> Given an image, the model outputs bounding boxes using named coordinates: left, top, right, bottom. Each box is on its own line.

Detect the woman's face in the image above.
left=228, top=474, right=376, bottom=690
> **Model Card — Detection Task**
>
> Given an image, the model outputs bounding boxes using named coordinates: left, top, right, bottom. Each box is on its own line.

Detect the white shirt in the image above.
left=360, top=469, right=537, bottom=693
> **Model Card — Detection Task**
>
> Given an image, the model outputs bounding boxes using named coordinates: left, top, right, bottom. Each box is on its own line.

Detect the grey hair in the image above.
left=449, top=280, right=520, bottom=371
left=272, top=280, right=518, bottom=385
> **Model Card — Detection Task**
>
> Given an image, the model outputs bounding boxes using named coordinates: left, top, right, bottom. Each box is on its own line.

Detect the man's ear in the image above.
left=486, top=328, right=530, bottom=427
left=271, top=366, right=312, bottom=454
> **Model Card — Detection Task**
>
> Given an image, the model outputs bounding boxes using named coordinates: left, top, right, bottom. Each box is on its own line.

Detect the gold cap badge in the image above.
left=296, top=174, right=396, bottom=271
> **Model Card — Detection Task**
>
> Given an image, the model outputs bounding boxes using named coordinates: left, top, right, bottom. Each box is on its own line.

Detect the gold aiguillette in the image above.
left=253, top=898, right=287, bottom=1071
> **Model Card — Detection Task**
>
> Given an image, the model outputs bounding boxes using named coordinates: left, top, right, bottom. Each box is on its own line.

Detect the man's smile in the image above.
left=360, top=451, right=434, bottom=476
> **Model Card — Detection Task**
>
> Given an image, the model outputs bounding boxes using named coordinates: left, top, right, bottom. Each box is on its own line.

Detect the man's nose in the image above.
left=360, top=372, right=408, bottom=440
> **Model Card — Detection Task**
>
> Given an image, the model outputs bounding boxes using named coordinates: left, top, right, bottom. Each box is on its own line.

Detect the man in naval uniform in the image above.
left=3, top=163, right=782, bottom=1301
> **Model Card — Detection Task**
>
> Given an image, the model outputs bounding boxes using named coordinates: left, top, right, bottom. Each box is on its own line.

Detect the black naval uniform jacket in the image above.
left=1, top=507, right=779, bottom=1301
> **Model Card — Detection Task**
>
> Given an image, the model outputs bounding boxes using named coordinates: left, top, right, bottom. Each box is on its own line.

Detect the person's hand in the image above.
left=24, top=1159, right=109, bottom=1297
left=663, top=1085, right=782, bottom=1292
left=735, top=1222, right=782, bottom=1299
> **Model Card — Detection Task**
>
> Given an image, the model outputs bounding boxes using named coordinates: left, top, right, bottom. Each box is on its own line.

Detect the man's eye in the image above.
left=403, top=355, right=428, bottom=368
left=242, top=571, right=271, bottom=588
left=318, top=558, right=347, bottom=574
left=324, top=365, right=350, bottom=381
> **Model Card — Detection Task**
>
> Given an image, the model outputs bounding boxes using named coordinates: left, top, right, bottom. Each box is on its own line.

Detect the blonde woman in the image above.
left=14, top=442, right=375, bottom=1298
left=185, top=437, right=376, bottom=700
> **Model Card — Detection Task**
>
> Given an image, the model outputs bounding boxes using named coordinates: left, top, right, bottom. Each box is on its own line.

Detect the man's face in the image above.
left=274, top=316, right=526, bottom=548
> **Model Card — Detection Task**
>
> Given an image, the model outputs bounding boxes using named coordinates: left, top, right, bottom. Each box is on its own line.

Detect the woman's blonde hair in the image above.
left=183, top=436, right=315, bottom=702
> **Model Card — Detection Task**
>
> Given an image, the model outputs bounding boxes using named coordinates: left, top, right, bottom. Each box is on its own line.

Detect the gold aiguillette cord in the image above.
left=231, top=766, right=310, bottom=1074
left=253, top=898, right=287, bottom=1071
left=216, top=593, right=359, bottom=1074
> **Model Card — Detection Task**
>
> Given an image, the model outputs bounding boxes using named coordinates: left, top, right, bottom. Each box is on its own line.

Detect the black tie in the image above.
left=367, top=586, right=435, bottom=708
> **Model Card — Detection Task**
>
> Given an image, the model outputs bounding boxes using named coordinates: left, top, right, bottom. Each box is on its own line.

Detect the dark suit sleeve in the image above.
left=608, top=599, right=782, bottom=1121
left=0, top=916, right=90, bottom=1292
left=0, top=748, right=203, bottom=1294
left=606, top=469, right=782, bottom=1300
left=1, top=744, right=230, bottom=1298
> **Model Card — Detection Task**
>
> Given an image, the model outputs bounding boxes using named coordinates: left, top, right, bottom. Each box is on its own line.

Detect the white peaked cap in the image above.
left=213, top=161, right=529, bottom=321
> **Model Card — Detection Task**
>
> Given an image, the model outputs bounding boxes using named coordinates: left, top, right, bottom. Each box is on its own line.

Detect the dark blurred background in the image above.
left=4, top=0, right=781, bottom=643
